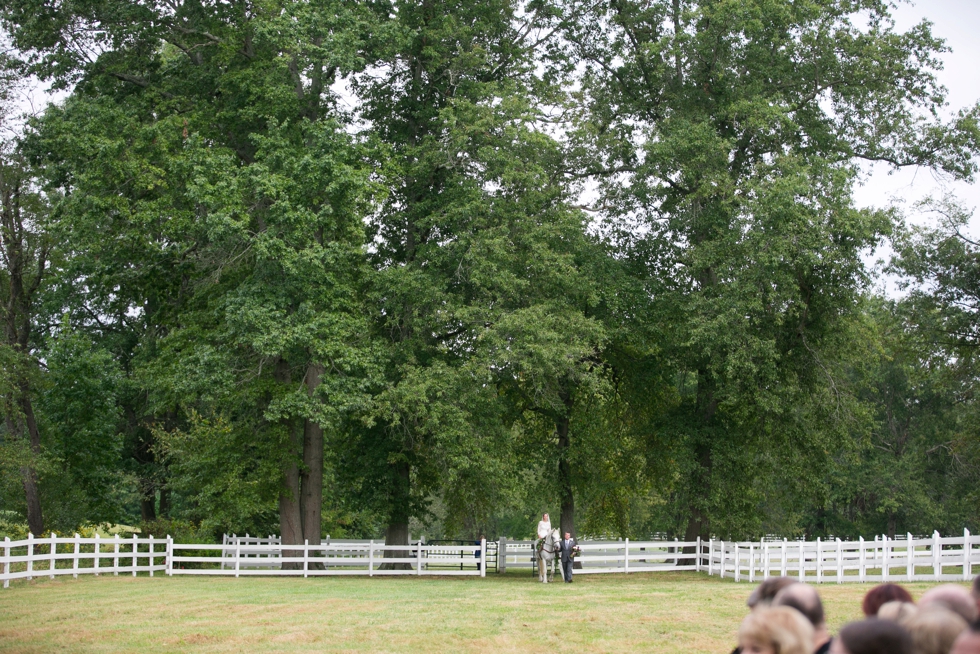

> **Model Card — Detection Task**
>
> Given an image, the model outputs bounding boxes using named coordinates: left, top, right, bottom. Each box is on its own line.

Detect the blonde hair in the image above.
left=904, top=605, right=968, bottom=654
left=738, top=606, right=815, bottom=654
left=877, top=600, right=919, bottom=625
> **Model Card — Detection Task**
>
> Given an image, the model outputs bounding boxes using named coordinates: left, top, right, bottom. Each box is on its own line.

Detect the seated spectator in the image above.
left=920, top=585, right=979, bottom=624
left=748, top=576, right=798, bottom=610
left=951, top=622, right=980, bottom=654
left=732, top=577, right=802, bottom=653
left=904, top=605, right=968, bottom=654
left=829, top=618, right=912, bottom=654
left=862, top=583, right=914, bottom=617
left=973, top=575, right=980, bottom=622
left=738, top=606, right=815, bottom=654
left=877, top=600, right=918, bottom=624
left=774, top=583, right=833, bottom=654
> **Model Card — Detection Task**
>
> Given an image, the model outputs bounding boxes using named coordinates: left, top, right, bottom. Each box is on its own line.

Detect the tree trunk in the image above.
left=556, top=389, right=581, bottom=568
left=20, top=395, right=44, bottom=536
left=158, top=488, right=170, bottom=518
left=140, top=497, right=157, bottom=522
left=279, top=416, right=304, bottom=570
left=381, top=459, right=413, bottom=570
left=21, top=462, right=43, bottom=537
left=683, top=367, right=717, bottom=552
left=300, top=364, right=324, bottom=547
left=557, top=415, right=575, bottom=540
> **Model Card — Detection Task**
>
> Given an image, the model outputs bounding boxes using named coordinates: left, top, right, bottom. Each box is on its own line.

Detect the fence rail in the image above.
left=3, top=530, right=977, bottom=587
left=1, top=533, right=168, bottom=588
left=704, top=529, right=978, bottom=583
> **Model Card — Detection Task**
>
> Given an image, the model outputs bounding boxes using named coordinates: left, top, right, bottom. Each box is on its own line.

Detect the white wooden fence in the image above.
left=499, top=537, right=698, bottom=574
left=705, top=529, right=979, bottom=583
left=0, top=534, right=486, bottom=585
left=1, top=533, right=168, bottom=588
left=3, top=530, right=978, bottom=587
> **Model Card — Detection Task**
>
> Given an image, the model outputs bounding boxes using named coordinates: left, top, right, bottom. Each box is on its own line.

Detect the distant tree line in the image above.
left=0, top=0, right=978, bottom=552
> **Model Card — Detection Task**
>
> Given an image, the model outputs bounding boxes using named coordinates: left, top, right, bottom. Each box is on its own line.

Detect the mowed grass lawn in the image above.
left=0, top=571, right=961, bottom=653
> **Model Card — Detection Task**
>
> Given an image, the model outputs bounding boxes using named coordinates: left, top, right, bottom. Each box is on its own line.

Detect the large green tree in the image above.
left=5, top=0, right=377, bottom=547
left=557, top=0, right=980, bottom=540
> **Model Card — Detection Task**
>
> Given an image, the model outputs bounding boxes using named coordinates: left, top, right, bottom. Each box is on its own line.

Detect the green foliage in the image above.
left=0, top=0, right=976, bottom=542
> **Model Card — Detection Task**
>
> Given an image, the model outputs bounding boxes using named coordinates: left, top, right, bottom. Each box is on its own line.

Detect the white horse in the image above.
left=536, top=528, right=561, bottom=583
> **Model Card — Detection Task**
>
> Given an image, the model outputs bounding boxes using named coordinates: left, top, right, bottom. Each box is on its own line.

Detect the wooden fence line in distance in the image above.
left=704, top=529, right=978, bottom=583
left=2, top=530, right=977, bottom=586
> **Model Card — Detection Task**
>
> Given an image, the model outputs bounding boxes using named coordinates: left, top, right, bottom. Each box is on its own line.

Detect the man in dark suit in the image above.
left=559, top=532, right=577, bottom=583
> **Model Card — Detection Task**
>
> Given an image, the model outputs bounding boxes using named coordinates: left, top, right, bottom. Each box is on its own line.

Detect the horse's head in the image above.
left=550, top=528, right=561, bottom=544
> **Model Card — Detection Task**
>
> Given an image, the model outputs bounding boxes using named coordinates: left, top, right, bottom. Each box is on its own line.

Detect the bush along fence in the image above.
left=2, top=530, right=978, bottom=587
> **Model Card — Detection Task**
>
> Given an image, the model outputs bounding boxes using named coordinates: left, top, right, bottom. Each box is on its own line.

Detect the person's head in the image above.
left=564, top=532, right=570, bottom=540
left=773, top=583, right=825, bottom=629
left=972, top=574, right=980, bottom=617
left=543, top=513, right=549, bottom=521
left=738, top=606, right=814, bottom=654
left=876, top=600, right=918, bottom=625
left=862, top=583, right=914, bottom=617
left=830, top=618, right=912, bottom=654
left=748, top=577, right=797, bottom=610
left=950, top=622, right=980, bottom=654
left=920, top=584, right=979, bottom=624
left=904, top=605, right=968, bottom=654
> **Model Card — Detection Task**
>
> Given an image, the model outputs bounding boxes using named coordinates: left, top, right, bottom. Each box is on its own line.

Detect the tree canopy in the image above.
left=0, top=0, right=977, bottom=543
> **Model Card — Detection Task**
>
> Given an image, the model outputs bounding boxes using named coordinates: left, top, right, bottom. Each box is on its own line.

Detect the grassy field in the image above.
left=0, top=571, right=963, bottom=653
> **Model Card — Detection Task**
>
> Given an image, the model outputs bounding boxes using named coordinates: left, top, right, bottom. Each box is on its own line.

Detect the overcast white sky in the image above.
left=853, top=0, right=980, bottom=232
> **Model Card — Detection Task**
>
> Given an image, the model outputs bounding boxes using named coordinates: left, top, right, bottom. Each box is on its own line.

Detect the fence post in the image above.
left=94, top=533, right=100, bottom=576
left=417, top=539, right=423, bottom=576
left=933, top=531, right=941, bottom=581
left=113, top=534, right=120, bottom=576
left=480, top=538, right=486, bottom=578
left=719, top=541, right=725, bottom=579
left=707, top=539, right=714, bottom=575
left=132, top=533, right=138, bottom=577
left=882, top=535, right=889, bottom=581
left=624, top=538, right=630, bottom=574
left=166, top=535, right=173, bottom=577
left=798, top=540, right=805, bottom=582
left=748, top=543, right=755, bottom=583
left=781, top=539, right=788, bottom=577
left=735, top=544, right=741, bottom=583
left=964, top=528, right=972, bottom=581
left=910, top=533, right=917, bottom=578
left=499, top=537, right=507, bottom=574
left=836, top=538, right=843, bottom=584
left=27, top=533, right=34, bottom=581
left=49, top=532, right=56, bottom=579
left=763, top=541, right=770, bottom=578
left=368, top=540, right=374, bottom=577
left=815, top=538, right=822, bottom=583
left=73, top=533, right=80, bottom=579
left=3, top=536, right=9, bottom=588
left=234, top=538, right=241, bottom=578
left=303, top=539, right=309, bottom=578
left=859, top=537, right=866, bottom=582
left=695, top=536, right=701, bottom=572
left=149, top=536, right=154, bottom=577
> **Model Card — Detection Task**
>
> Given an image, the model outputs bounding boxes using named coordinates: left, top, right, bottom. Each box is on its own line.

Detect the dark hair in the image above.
left=748, top=577, right=797, bottom=609
left=839, top=618, right=913, bottom=654
left=775, top=585, right=825, bottom=628
left=972, top=574, right=980, bottom=597
left=862, top=584, right=915, bottom=617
